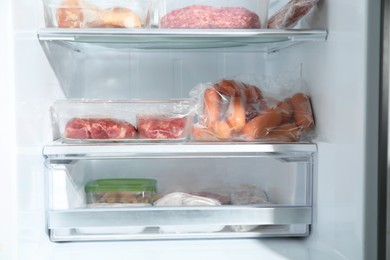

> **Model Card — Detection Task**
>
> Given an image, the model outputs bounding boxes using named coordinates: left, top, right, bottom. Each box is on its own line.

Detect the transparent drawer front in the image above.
left=45, top=151, right=313, bottom=241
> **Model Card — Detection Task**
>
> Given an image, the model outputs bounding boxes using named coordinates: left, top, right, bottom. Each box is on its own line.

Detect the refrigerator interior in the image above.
left=0, top=0, right=383, bottom=259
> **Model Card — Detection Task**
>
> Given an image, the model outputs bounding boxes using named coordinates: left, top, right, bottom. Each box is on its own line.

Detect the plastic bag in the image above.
left=268, top=0, right=319, bottom=29
left=189, top=69, right=315, bottom=142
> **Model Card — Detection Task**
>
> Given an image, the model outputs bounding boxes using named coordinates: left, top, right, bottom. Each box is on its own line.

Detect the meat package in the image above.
left=158, top=0, right=269, bottom=29
left=190, top=75, right=315, bottom=142
left=43, top=0, right=152, bottom=28
left=50, top=99, right=195, bottom=142
left=268, top=0, right=319, bottom=29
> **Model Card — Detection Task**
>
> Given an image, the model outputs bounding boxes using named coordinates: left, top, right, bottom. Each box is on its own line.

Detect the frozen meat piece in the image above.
left=137, top=115, right=189, bottom=140
left=160, top=5, right=261, bottom=29
left=230, top=184, right=270, bottom=232
left=268, top=0, right=319, bottom=29
left=56, top=0, right=143, bottom=28
left=154, top=192, right=222, bottom=206
left=64, top=118, right=137, bottom=140
left=189, top=191, right=231, bottom=205
left=154, top=192, right=224, bottom=233
left=231, top=184, right=269, bottom=205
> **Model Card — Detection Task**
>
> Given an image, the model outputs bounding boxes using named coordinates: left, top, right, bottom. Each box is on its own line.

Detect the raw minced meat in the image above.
left=160, top=5, right=261, bottom=29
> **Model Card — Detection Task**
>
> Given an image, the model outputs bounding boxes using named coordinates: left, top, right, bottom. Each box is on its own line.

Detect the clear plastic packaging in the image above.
left=43, top=0, right=152, bottom=28
left=268, top=0, right=319, bottom=29
left=230, top=184, right=270, bottom=232
left=154, top=192, right=225, bottom=233
left=50, top=99, right=196, bottom=142
left=158, top=0, right=269, bottom=29
left=189, top=71, right=315, bottom=142
left=85, top=178, right=157, bottom=205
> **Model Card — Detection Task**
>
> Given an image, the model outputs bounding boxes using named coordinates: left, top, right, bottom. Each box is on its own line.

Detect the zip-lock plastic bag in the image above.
left=189, top=67, right=315, bottom=142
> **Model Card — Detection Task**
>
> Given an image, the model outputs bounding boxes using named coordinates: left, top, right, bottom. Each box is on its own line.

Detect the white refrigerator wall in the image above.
left=0, top=0, right=381, bottom=260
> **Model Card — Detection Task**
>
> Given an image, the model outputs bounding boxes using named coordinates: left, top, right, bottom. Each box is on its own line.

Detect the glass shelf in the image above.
left=43, top=140, right=317, bottom=160
left=38, top=28, right=327, bottom=51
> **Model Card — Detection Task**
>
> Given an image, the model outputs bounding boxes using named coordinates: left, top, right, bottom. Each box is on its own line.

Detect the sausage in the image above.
left=212, top=121, right=232, bottom=140
left=240, top=108, right=283, bottom=140
left=191, top=125, right=219, bottom=141
left=226, top=96, right=246, bottom=132
left=266, top=123, right=302, bottom=142
left=244, top=84, right=263, bottom=103
left=214, top=79, right=244, bottom=97
left=203, top=88, right=222, bottom=127
left=291, top=93, right=314, bottom=130
left=192, top=121, right=231, bottom=141
left=268, top=0, right=318, bottom=29
left=276, top=98, right=294, bottom=123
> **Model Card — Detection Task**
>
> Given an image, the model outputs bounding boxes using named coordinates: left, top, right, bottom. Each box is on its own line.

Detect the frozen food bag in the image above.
left=43, top=0, right=152, bottom=28
left=154, top=192, right=225, bottom=233
left=189, top=68, right=315, bottom=142
left=230, top=184, right=270, bottom=232
left=268, top=0, right=320, bottom=29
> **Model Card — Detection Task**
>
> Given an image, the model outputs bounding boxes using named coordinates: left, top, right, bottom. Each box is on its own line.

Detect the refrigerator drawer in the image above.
left=44, top=142, right=315, bottom=241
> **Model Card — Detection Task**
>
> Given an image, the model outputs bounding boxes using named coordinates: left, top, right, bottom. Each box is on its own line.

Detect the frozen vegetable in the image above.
left=160, top=5, right=261, bottom=29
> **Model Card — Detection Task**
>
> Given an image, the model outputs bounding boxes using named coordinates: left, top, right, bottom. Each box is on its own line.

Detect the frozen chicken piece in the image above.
left=154, top=192, right=224, bottom=233
left=56, top=0, right=143, bottom=28
left=230, top=184, right=270, bottom=232
left=154, top=192, right=222, bottom=206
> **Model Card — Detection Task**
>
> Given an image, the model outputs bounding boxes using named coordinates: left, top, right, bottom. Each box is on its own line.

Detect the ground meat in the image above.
left=160, top=5, right=261, bottom=29
left=64, top=118, right=137, bottom=140
left=137, top=115, right=188, bottom=139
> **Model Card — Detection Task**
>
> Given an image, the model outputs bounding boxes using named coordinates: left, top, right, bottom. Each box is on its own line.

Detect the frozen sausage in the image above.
left=276, top=98, right=293, bottom=123
left=266, top=122, right=302, bottom=142
left=240, top=108, right=283, bottom=140
left=191, top=125, right=219, bottom=141
left=214, top=79, right=244, bottom=97
left=226, top=96, right=246, bottom=132
left=203, top=88, right=222, bottom=127
left=291, top=93, right=314, bottom=130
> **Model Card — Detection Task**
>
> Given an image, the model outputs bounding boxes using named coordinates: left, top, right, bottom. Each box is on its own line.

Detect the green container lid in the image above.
left=85, top=178, right=157, bottom=193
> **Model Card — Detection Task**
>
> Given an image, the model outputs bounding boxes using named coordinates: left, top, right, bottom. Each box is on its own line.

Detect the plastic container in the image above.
left=85, top=178, right=157, bottom=205
left=50, top=99, right=196, bottom=142
left=43, top=0, right=152, bottom=28
left=158, top=0, right=269, bottom=29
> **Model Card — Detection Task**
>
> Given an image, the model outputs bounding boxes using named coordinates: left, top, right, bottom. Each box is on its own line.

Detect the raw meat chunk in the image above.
left=64, top=118, right=136, bottom=140
left=160, top=5, right=261, bottom=29
left=137, top=115, right=188, bottom=139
